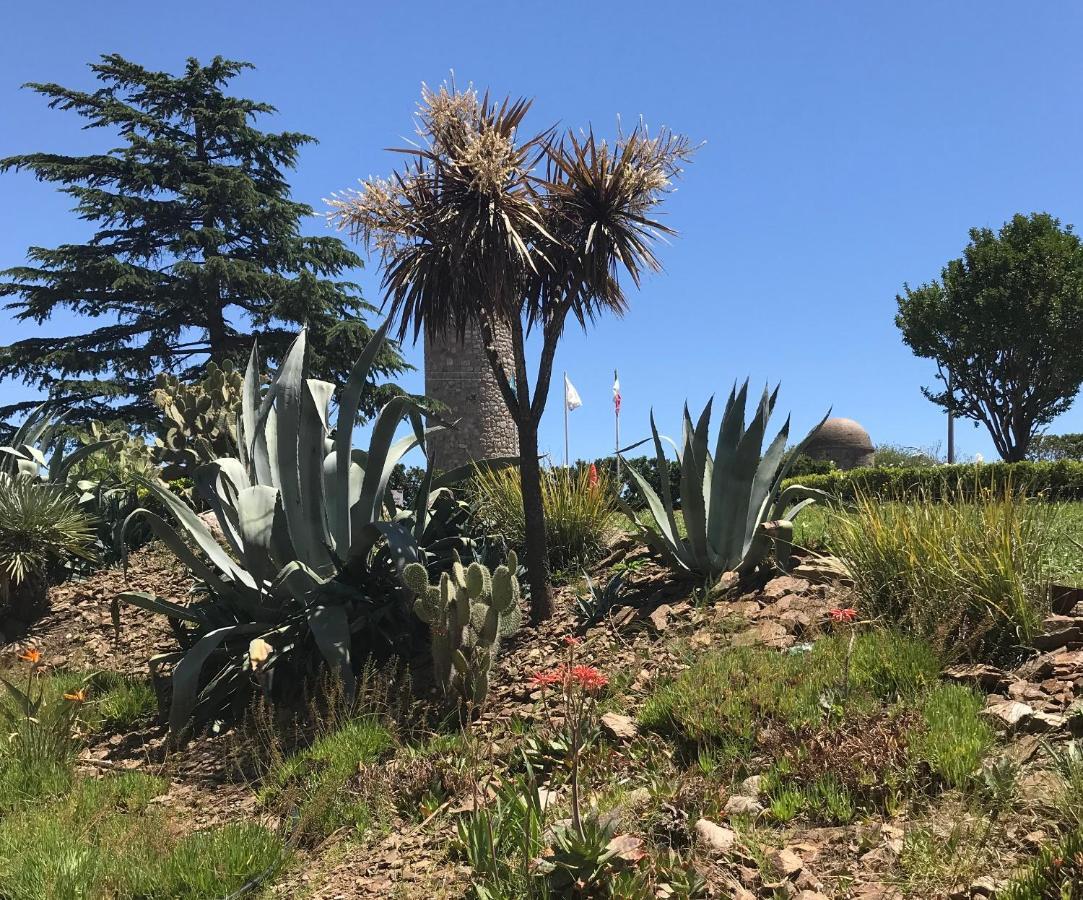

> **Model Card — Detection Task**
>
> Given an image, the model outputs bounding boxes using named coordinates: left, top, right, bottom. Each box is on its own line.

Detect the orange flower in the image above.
left=530, top=670, right=564, bottom=689
left=828, top=608, right=857, bottom=623
left=17, top=648, right=41, bottom=665
left=562, top=635, right=581, bottom=647
left=63, top=689, right=87, bottom=703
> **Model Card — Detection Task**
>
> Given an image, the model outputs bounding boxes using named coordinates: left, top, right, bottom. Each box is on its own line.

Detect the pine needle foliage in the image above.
left=0, top=54, right=406, bottom=430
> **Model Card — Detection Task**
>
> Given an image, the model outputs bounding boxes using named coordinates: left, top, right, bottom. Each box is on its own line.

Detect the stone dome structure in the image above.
left=803, top=417, right=875, bottom=470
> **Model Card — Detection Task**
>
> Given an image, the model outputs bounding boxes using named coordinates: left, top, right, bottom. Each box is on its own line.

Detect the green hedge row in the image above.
left=783, top=459, right=1083, bottom=502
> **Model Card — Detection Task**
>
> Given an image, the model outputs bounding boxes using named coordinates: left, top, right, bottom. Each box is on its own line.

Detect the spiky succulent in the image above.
left=622, top=382, right=832, bottom=581
left=402, top=551, right=521, bottom=708
left=0, top=480, right=95, bottom=587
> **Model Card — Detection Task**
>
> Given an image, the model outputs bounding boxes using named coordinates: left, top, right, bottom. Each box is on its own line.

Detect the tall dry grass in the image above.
left=471, top=465, right=616, bottom=571
left=836, top=483, right=1061, bottom=664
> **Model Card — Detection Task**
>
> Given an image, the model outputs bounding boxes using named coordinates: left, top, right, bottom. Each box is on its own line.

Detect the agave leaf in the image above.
left=354, top=396, right=421, bottom=529
left=707, top=381, right=749, bottom=563
left=372, top=520, right=420, bottom=573
left=333, top=319, right=392, bottom=549
left=121, top=509, right=247, bottom=605
left=235, top=485, right=287, bottom=588
left=744, top=414, right=791, bottom=555
left=134, top=477, right=256, bottom=589
left=53, top=438, right=117, bottom=484
left=680, top=399, right=713, bottom=570
left=307, top=603, right=355, bottom=698
left=116, top=590, right=208, bottom=625
left=167, top=623, right=266, bottom=736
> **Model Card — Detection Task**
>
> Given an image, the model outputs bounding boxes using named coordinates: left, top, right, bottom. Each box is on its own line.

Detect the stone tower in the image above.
left=423, top=321, right=519, bottom=470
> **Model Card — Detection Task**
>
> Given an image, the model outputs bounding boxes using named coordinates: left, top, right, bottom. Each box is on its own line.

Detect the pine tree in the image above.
left=0, top=54, right=405, bottom=429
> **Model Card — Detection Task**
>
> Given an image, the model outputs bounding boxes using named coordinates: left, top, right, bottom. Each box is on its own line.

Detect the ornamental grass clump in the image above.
left=471, top=464, right=616, bottom=571
left=836, top=483, right=1059, bottom=664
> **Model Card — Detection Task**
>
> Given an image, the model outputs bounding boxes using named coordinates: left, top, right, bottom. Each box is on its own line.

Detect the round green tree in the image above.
left=896, top=212, right=1083, bottom=461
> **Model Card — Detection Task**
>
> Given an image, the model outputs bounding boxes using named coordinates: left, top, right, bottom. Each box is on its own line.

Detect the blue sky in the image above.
left=2, top=0, right=1082, bottom=463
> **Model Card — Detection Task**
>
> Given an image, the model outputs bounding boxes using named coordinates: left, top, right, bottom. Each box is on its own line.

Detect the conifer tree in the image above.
left=0, top=54, right=405, bottom=429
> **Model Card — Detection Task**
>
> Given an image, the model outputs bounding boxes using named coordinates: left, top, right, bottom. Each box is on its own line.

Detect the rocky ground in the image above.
left=3, top=540, right=1082, bottom=898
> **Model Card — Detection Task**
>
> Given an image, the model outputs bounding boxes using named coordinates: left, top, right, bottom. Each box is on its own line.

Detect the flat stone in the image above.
left=943, top=664, right=1010, bottom=692
left=762, top=576, right=810, bottom=599
left=738, top=774, right=763, bottom=797
left=724, top=794, right=765, bottom=818
left=600, top=712, right=638, bottom=741
left=648, top=604, right=672, bottom=633
left=768, top=847, right=804, bottom=878
left=981, top=699, right=1036, bottom=728
left=693, top=818, right=737, bottom=853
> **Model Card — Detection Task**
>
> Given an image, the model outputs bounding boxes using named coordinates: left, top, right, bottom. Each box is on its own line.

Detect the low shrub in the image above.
left=785, top=459, right=1083, bottom=502
left=909, top=684, right=995, bottom=788
left=836, top=487, right=1058, bottom=663
left=472, top=464, right=616, bottom=570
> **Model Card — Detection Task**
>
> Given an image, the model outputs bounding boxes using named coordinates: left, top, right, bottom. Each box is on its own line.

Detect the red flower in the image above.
left=588, top=464, right=599, bottom=490
left=570, top=665, right=608, bottom=692
left=563, top=635, right=580, bottom=647
left=829, top=608, right=857, bottom=623
left=530, top=670, right=564, bottom=689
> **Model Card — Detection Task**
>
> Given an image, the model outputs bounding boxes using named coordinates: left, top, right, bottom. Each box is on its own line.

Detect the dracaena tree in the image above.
left=329, top=84, right=692, bottom=619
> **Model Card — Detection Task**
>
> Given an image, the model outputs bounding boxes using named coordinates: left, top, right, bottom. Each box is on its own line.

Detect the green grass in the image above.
left=260, top=717, right=395, bottom=842
left=639, top=632, right=996, bottom=823
left=0, top=769, right=286, bottom=899
left=639, top=631, right=940, bottom=753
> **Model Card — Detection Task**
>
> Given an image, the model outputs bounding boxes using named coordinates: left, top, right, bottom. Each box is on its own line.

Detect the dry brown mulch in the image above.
left=3, top=544, right=192, bottom=675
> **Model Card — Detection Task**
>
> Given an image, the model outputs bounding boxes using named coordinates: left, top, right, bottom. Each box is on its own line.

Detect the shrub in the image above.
left=0, top=481, right=95, bottom=623
left=909, top=684, right=995, bottom=788
left=472, top=464, right=615, bottom=570
left=786, top=459, right=1083, bottom=503
left=836, top=487, right=1058, bottom=663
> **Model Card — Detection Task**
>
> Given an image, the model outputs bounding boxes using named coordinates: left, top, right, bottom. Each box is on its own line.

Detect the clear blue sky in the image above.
left=2, top=0, right=1082, bottom=463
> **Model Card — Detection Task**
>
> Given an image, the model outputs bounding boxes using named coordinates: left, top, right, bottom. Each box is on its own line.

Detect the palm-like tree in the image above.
left=329, top=84, right=692, bottom=620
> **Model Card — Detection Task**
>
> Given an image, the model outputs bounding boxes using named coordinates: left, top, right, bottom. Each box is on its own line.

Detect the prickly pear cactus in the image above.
left=402, top=551, right=522, bottom=709
left=151, top=360, right=243, bottom=482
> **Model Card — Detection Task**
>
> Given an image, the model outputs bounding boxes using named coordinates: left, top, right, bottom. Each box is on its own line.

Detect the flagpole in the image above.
left=614, top=368, right=621, bottom=480
left=563, top=371, right=569, bottom=469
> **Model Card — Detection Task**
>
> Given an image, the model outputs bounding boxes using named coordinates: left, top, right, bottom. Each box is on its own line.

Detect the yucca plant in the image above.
left=621, top=382, right=831, bottom=580
left=0, top=481, right=95, bottom=622
left=118, top=322, right=468, bottom=737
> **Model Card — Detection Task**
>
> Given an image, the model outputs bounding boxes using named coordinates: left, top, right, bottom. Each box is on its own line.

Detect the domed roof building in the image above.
left=804, top=417, right=875, bottom=470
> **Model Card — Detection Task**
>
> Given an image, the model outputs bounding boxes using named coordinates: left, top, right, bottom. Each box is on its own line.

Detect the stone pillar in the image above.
left=423, top=320, right=519, bottom=470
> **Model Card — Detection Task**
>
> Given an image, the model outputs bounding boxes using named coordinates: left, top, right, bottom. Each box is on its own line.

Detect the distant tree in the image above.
left=0, top=54, right=405, bottom=432
left=1027, top=433, right=1083, bottom=462
left=330, top=84, right=692, bottom=620
left=896, top=213, right=1083, bottom=462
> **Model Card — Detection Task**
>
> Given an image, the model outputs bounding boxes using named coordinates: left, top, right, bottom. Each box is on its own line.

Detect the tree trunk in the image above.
left=517, top=417, right=554, bottom=621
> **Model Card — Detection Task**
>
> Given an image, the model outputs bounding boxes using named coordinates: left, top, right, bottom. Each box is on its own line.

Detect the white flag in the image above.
left=564, top=374, right=582, bottom=411
left=613, top=372, right=621, bottom=414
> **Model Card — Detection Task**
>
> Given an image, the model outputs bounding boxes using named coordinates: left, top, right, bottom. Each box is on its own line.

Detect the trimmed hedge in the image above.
left=783, top=459, right=1083, bottom=502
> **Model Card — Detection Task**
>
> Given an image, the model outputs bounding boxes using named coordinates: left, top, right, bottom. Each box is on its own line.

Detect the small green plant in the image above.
left=1047, top=739, right=1083, bottom=827
left=909, top=684, right=995, bottom=789
left=1000, top=825, right=1083, bottom=900
left=574, top=572, right=626, bottom=625
left=836, top=484, right=1058, bottom=663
